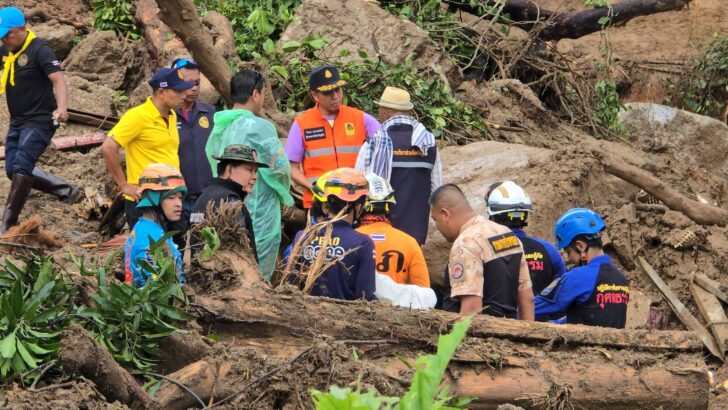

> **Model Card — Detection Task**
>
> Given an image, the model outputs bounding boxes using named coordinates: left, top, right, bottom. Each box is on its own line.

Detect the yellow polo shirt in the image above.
left=108, top=98, right=180, bottom=200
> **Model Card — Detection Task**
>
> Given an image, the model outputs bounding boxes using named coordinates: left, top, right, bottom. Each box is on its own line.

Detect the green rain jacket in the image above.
left=205, top=109, right=294, bottom=280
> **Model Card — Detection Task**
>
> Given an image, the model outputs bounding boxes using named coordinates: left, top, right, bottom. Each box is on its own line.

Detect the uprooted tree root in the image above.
left=0, top=215, right=64, bottom=254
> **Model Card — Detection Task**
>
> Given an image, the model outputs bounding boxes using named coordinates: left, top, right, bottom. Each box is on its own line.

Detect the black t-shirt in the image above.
left=1, top=37, right=62, bottom=129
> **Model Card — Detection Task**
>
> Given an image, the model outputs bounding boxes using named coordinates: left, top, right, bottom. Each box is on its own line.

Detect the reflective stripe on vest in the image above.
left=336, top=145, right=362, bottom=154
left=305, top=147, right=335, bottom=158
left=391, top=161, right=435, bottom=169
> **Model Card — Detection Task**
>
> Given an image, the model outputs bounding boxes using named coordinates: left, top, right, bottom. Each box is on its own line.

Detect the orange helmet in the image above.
left=136, top=163, right=187, bottom=208
left=314, top=168, right=369, bottom=202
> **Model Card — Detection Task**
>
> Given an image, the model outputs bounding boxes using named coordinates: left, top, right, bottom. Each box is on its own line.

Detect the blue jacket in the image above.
left=124, top=217, right=185, bottom=288
left=535, top=255, right=629, bottom=328
left=291, top=220, right=376, bottom=301
left=513, top=229, right=566, bottom=291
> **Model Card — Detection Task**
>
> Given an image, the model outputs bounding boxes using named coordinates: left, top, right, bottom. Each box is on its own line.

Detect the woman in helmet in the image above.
left=124, top=163, right=187, bottom=288
left=290, top=167, right=376, bottom=301
left=485, top=180, right=566, bottom=297
left=534, top=208, right=629, bottom=328
left=357, top=173, right=430, bottom=287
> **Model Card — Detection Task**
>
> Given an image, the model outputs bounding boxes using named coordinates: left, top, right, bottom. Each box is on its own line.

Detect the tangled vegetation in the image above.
left=668, top=33, right=728, bottom=119
left=91, top=0, right=142, bottom=40
left=0, top=239, right=190, bottom=385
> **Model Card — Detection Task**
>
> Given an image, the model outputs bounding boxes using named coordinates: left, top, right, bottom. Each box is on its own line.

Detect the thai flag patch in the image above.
left=371, top=234, right=386, bottom=241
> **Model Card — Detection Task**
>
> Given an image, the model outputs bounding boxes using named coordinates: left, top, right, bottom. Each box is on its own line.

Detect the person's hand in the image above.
left=121, top=183, right=140, bottom=201
left=53, top=108, right=69, bottom=123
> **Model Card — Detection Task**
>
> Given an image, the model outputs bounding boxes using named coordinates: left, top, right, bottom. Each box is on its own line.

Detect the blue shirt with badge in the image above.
left=176, top=101, right=215, bottom=196
left=124, top=217, right=185, bottom=288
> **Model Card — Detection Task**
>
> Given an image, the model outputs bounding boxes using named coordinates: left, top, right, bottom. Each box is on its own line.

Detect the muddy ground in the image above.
left=0, top=0, right=727, bottom=408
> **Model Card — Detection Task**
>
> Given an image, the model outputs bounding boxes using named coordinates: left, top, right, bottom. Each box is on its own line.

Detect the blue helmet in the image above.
left=554, top=208, right=606, bottom=249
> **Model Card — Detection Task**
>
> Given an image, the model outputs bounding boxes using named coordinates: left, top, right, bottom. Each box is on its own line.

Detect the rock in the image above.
left=66, top=75, right=115, bottom=117
left=280, top=0, right=461, bottom=85
left=64, top=30, right=148, bottom=90
left=31, top=22, right=76, bottom=60
left=618, top=103, right=728, bottom=178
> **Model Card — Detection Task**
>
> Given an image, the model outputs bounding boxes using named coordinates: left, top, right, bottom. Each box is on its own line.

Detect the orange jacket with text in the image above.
left=295, top=105, right=367, bottom=207
left=357, top=221, right=430, bottom=288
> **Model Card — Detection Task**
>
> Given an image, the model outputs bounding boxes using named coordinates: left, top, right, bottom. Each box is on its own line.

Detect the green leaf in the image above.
left=0, top=333, right=17, bottom=359
left=26, top=329, right=59, bottom=339
left=358, top=50, right=368, bottom=59
left=270, top=65, right=289, bottom=80
left=308, top=38, right=327, bottom=50
left=24, top=341, right=54, bottom=355
left=16, top=341, right=38, bottom=368
left=10, top=281, right=23, bottom=319
left=263, top=38, right=276, bottom=54
left=282, top=40, right=302, bottom=53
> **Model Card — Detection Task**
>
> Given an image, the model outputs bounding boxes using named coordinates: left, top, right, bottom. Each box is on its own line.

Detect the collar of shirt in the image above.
left=175, top=101, right=212, bottom=123
left=143, top=97, right=174, bottom=121
left=587, top=254, right=612, bottom=267
left=459, top=214, right=484, bottom=236
left=212, top=177, right=248, bottom=200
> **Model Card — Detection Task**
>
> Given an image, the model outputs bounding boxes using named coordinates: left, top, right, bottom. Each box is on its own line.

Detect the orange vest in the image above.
left=295, top=105, right=367, bottom=207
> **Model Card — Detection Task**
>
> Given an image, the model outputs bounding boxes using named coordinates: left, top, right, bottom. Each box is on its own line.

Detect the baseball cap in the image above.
left=148, top=68, right=195, bottom=90
left=0, top=7, right=25, bottom=39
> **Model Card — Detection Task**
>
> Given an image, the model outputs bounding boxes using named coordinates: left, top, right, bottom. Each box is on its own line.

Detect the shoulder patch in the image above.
left=488, top=232, right=521, bottom=253
left=450, top=263, right=464, bottom=280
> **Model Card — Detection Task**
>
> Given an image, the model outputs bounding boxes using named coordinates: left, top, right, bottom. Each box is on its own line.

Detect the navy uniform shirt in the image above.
left=292, top=220, right=377, bottom=301
left=535, top=255, right=629, bottom=328
left=176, top=102, right=215, bottom=196
left=1, top=37, right=62, bottom=130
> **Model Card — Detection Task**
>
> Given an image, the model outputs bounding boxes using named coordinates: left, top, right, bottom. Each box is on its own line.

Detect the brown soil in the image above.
left=0, top=380, right=128, bottom=409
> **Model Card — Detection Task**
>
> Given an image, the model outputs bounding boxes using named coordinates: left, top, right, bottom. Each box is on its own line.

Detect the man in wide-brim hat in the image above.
left=284, top=65, right=381, bottom=210
left=356, top=86, right=443, bottom=245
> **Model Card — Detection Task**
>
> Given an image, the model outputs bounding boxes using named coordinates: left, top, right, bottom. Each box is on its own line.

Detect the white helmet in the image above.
left=365, top=173, right=396, bottom=205
left=485, top=180, right=532, bottom=216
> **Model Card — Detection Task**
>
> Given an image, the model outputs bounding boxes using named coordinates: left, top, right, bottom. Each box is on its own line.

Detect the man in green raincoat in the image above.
left=205, top=69, right=293, bottom=280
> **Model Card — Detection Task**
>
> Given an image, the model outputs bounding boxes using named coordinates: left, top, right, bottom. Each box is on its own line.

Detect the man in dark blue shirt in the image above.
left=170, top=58, right=215, bottom=241
left=290, top=168, right=376, bottom=301
left=535, top=208, right=629, bottom=329
left=485, top=181, right=566, bottom=295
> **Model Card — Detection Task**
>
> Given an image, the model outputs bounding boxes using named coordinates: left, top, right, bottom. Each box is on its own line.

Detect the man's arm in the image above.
left=289, top=162, right=313, bottom=191
left=101, top=137, right=140, bottom=200
left=459, top=295, right=483, bottom=315
left=517, top=288, right=535, bottom=320
left=48, top=72, right=68, bottom=122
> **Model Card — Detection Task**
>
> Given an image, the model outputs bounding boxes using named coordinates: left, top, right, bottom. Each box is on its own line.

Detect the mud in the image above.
left=0, top=380, right=127, bottom=410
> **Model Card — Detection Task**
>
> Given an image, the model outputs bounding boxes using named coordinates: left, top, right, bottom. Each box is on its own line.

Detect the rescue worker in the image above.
left=170, top=58, right=215, bottom=240
left=205, top=69, right=293, bottom=281
left=284, top=65, right=380, bottom=209
left=0, top=6, right=83, bottom=233
left=356, top=173, right=430, bottom=288
left=124, top=163, right=186, bottom=288
left=191, top=144, right=268, bottom=262
left=535, top=208, right=629, bottom=328
left=102, top=67, right=195, bottom=230
left=290, top=168, right=376, bottom=301
left=356, top=86, right=442, bottom=244
left=430, top=184, right=534, bottom=319
left=485, top=181, right=566, bottom=295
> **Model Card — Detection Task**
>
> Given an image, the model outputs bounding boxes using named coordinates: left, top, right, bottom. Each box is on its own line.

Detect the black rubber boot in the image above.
left=32, top=168, right=83, bottom=204
left=0, top=173, right=34, bottom=233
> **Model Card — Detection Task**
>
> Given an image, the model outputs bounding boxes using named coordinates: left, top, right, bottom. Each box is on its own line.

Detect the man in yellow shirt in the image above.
left=102, top=67, right=194, bottom=228
left=356, top=173, right=430, bottom=288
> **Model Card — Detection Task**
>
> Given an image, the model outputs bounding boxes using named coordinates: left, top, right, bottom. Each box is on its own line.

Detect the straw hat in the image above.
left=375, top=86, right=414, bottom=111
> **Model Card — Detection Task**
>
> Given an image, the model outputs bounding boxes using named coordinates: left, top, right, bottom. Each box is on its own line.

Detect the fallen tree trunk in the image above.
left=185, top=285, right=708, bottom=408
left=445, top=0, right=693, bottom=41
left=155, top=0, right=233, bottom=105
left=596, top=152, right=728, bottom=226
left=58, top=325, right=154, bottom=409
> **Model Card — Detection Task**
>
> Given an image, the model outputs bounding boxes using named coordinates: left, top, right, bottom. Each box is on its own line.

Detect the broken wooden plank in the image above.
left=694, top=273, right=728, bottom=304
left=691, top=278, right=728, bottom=353
left=68, top=108, right=119, bottom=130
left=51, top=132, right=107, bottom=151
left=638, top=256, right=724, bottom=360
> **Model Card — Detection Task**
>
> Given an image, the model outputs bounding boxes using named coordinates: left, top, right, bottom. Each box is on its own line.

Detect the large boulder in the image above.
left=280, top=0, right=461, bottom=85
left=64, top=30, right=148, bottom=90
left=618, top=103, right=728, bottom=180
left=66, top=75, right=115, bottom=117
left=31, top=22, right=76, bottom=60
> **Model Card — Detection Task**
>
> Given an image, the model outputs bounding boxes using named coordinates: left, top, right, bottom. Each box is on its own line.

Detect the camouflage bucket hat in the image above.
left=212, top=144, right=269, bottom=168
